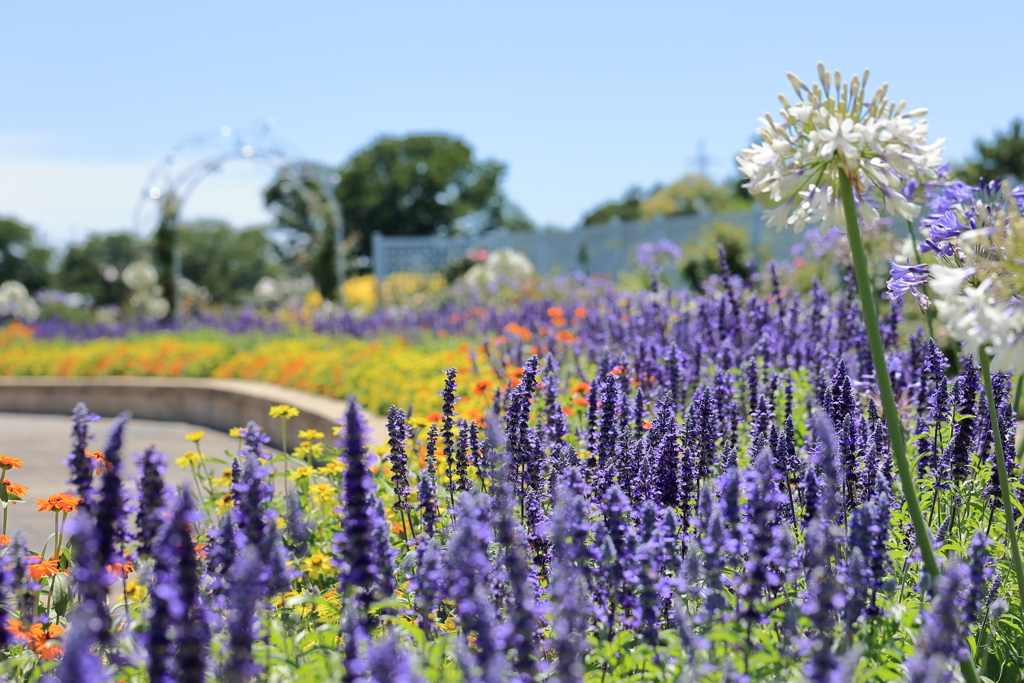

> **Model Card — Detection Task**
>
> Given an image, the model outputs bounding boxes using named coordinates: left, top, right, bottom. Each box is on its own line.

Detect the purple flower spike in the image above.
left=66, top=402, right=101, bottom=511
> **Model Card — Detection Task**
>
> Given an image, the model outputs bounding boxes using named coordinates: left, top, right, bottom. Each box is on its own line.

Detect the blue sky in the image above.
left=1, top=0, right=1022, bottom=245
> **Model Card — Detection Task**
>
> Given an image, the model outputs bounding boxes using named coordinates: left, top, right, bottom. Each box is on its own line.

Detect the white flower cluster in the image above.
left=253, top=274, right=314, bottom=306
left=0, top=281, right=40, bottom=322
left=928, top=200, right=1024, bottom=372
left=463, top=248, right=536, bottom=287
left=121, top=260, right=170, bottom=320
left=737, top=63, right=945, bottom=233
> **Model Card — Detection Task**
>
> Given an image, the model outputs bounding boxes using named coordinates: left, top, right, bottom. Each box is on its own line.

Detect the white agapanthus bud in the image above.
left=738, top=62, right=944, bottom=234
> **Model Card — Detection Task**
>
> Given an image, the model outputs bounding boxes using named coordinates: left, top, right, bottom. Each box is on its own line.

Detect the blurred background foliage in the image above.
left=0, top=121, right=1018, bottom=315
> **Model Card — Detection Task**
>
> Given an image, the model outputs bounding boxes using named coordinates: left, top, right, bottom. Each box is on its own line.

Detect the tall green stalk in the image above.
left=978, top=352, right=1024, bottom=607
left=839, top=172, right=939, bottom=578
left=839, top=172, right=979, bottom=683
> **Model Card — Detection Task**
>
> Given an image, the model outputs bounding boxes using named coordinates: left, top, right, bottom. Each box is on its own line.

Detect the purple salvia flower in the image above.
left=285, top=489, right=311, bottom=558
left=147, top=489, right=208, bottom=683
left=444, top=491, right=508, bottom=679
left=737, top=450, right=788, bottom=616
left=418, top=424, right=439, bottom=537
left=493, top=483, right=542, bottom=677
left=133, top=445, right=168, bottom=558
left=409, top=534, right=444, bottom=635
left=356, top=632, right=420, bottom=683
left=542, top=354, right=570, bottom=447
left=232, top=447, right=274, bottom=552
left=95, top=412, right=130, bottom=571
left=439, top=367, right=459, bottom=497
left=66, top=402, right=100, bottom=511
left=454, top=418, right=472, bottom=493
left=223, top=545, right=263, bottom=683
left=800, top=517, right=843, bottom=682
left=52, top=614, right=109, bottom=682
left=337, top=399, right=391, bottom=614
left=547, top=552, right=589, bottom=683
left=504, top=355, right=541, bottom=493
left=965, top=533, right=991, bottom=625
left=68, top=514, right=113, bottom=649
left=905, top=562, right=972, bottom=683
left=944, top=358, right=979, bottom=483
left=205, top=513, right=238, bottom=603
left=385, top=406, right=412, bottom=511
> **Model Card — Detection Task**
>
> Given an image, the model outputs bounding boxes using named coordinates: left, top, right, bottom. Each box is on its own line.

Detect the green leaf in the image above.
left=51, top=572, right=71, bottom=618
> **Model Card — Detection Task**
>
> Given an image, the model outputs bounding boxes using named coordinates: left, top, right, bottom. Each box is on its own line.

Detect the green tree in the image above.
left=178, top=220, right=283, bottom=304
left=333, top=134, right=527, bottom=268
left=959, top=119, right=1024, bottom=184
left=0, top=217, right=52, bottom=292
left=582, top=187, right=646, bottom=226
left=640, top=173, right=751, bottom=218
left=57, top=231, right=143, bottom=305
left=263, top=163, right=340, bottom=298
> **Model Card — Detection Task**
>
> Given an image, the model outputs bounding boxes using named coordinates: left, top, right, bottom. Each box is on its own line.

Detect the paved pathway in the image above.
left=0, top=412, right=281, bottom=551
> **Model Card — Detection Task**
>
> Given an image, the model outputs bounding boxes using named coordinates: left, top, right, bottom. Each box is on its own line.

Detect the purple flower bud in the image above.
left=66, top=402, right=100, bottom=511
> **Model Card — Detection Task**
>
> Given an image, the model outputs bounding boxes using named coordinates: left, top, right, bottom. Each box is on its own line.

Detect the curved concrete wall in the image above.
left=0, top=376, right=386, bottom=450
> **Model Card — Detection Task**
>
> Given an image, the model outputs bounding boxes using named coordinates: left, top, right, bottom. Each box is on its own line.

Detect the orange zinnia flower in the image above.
left=86, top=449, right=113, bottom=474
left=35, top=493, right=83, bottom=514
left=25, top=556, right=61, bottom=580
left=573, top=307, right=587, bottom=318
left=0, top=534, right=9, bottom=547
left=6, top=620, right=66, bottom=660
left=0, top=455, right=25, bottom=470
left=106, top=561, right=133, bottom=577
left=3, top=479, right=28, bottom=499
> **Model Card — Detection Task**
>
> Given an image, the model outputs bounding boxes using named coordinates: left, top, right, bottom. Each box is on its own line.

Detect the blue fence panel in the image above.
left=371, top=210, right=808, bottom=281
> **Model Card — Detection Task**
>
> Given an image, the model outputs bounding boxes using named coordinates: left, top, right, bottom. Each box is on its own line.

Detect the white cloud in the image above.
left=0, top=156, right=277, bottom=246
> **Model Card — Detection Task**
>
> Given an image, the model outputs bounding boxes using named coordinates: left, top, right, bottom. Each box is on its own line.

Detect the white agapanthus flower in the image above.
left=928, top=196, right=1024, bottom=372
left=737, top=62, right=945, bottom=233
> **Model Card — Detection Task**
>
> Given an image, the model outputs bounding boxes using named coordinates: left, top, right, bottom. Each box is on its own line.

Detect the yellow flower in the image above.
left=317, top=461, right=344, bottom=476
left=175, top=451, right=205, bottom=469
left=288, top=466, right=315, bottom=482
left=123, top=579, right=147, bottom=603
left=308, top=483, right=337, bottom=505
left=229, top=427, right=244, bottom=438
left=301, top=553, right=336, bottom=580
left=298, top=429, right=325, bottom=440
left=184, top=430, right=206, bottom=443
left=269, top=404, right=300, bottom=419
left=212, top=468, right=233, bottom=487
left=276, top=516, right=286, bottom=530
left=215, top=494, right=234, bottom=515
left=332, top=425, right=343, bottom=436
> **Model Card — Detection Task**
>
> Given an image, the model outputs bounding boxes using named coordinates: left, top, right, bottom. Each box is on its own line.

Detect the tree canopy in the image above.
left=57, top=231, right=141, bottom=305
left=582, top=174, right=751, bottom=227
left=332, top=134, right=531, bottom=264
left=178, top=220, right=283, bottom=304
left=0, top=217, right=51, bottom=292
left=958, top=118, right=1024, bottom=184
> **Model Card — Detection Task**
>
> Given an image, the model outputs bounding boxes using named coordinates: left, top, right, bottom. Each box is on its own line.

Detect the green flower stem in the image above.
left=839, top=171, right=939, bottom=578
left=978, top=351, right=1024, bottom=608
left=839, top=172, right=979, bottom=683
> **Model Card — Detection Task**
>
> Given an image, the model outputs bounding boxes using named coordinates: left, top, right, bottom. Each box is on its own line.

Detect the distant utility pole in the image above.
left=690, top=140, right=711, bottom=177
